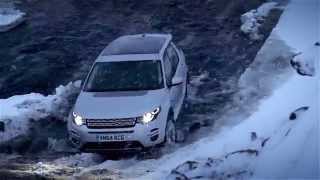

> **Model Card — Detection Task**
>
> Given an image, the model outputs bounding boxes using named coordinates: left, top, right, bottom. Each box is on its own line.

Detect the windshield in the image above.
left=84, top=60, right=164, bottom=92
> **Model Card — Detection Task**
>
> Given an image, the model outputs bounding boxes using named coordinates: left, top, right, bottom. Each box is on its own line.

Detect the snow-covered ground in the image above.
left=0, top=7, right=25, bottom=32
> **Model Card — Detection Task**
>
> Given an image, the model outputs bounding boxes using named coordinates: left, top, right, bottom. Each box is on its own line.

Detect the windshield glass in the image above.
left=84, top=60, right=163, bottom=92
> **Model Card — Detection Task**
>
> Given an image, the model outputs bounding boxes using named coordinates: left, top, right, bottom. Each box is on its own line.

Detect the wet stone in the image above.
left=0, top=121, right=4, bottom=132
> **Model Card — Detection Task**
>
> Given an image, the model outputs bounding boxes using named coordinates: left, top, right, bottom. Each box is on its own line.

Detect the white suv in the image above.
left=68, top=34, right=188, bottom=152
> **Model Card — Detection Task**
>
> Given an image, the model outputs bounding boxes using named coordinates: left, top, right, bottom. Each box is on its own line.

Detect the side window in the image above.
left=163, top=51, right=173, bottom=85
left=167, top=43, right=179, bottom=74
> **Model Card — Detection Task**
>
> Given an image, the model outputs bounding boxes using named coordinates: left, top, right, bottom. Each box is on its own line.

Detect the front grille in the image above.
left=86, top=118, right=137, bottom=129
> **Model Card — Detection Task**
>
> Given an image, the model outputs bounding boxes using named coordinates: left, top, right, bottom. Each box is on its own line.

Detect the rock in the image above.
left=225, top=149, right=259, bottom=158
left=28, top=138, right=48, bottom=153
left=290, top=45, right=317, bottom=76
left=0, top=121, right=4, bottom=132
left=226, top=170, right=251, bottom=179
left=175, top=129, right=186, bottom=142
left=205, top=158, right=223, bottom=167
left=261, top=137, right=270, bottom=147
left=168, top=170, right=188, bottom=180
left=178, top=34, right=195, bottom=47
left=289, top=112, right=297, bottom=120
left=9, top=135, right=32, bottom=154
left=289, top=106, right=309, bottom=120
left=168, top=152, right=253, bottom=180
left=251, top=132, right=257, bottom=141
left=285, top=128, right=291, bottom=136
left=189, top=122, right=201, bottom=133
left=175, top=161, right=199, bottom=172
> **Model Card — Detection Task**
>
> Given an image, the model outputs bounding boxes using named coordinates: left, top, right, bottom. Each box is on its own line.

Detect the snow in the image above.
left=275, top=0, right=319, bottom=52
left=0, top=81, right=80, bottom=142
left=0, top=8, right=25, bottom=32
left=53, top=153, right=103, bottom=168
left=240, top=2, right=278, bottom=40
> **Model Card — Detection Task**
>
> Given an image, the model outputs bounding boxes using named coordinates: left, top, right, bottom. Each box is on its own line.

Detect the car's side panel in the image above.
left=170, top=43, right=187, bottom=120
left=161, top=42, right=187, bottom=120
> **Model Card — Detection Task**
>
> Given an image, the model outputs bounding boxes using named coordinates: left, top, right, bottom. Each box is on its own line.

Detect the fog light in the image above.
left=150, top=134, right=159, bottom=142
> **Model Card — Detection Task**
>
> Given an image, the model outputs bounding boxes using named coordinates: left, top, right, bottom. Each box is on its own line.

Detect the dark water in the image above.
left=1, top=0, right=269, bottom=98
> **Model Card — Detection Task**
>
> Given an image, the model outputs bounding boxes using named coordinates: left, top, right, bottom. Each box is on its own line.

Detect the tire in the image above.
left=165, top=114, right=176, bottom=145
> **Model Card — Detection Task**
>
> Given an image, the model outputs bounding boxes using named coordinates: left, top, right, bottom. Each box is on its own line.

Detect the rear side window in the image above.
left=167, top=43, right=179, bottom=74
left=163, top=52, right=173, bottom=85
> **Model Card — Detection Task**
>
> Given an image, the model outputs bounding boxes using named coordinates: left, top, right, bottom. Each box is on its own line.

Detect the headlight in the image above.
left=72, top=112, right=85, bottom=126
left=139, top=107, right=161, bottom=124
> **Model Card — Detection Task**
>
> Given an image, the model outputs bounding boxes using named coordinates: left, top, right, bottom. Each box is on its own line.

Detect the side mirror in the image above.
left=170, top=76, right=184, bottom=87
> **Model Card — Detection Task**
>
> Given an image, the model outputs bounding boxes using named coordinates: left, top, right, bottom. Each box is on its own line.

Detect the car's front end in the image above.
left=68, top=90, right=170, bottom=152
left=67, top=59, right=170, bottom=152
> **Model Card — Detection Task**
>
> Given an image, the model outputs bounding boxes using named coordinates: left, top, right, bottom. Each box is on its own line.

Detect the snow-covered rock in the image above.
left=240, top=2, right=278, bottom=40
left=290, top=44, right=318, bottom=76
left=0, top=81, right=80, bottom=142
left=167, top=152, right=256, bottom=180
left=0, top=8, right=26, bottom=32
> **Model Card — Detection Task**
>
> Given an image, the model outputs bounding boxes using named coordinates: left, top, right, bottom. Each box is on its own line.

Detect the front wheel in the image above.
left=165, top=115, right=176, bottom=145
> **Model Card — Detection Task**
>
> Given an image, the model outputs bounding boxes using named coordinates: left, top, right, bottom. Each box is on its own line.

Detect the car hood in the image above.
left=73, top=89, right=167, bottom=119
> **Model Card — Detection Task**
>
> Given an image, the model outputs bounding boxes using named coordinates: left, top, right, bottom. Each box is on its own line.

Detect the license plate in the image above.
left=96, top=134, right=126, bottom=142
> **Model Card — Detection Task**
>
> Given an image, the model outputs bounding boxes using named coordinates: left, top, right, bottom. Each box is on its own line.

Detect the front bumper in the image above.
left=68, top=113, right=167, bottom=152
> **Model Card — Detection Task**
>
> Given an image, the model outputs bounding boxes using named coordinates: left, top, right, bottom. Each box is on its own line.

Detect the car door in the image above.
left=165, top=42, right=186, bottom=118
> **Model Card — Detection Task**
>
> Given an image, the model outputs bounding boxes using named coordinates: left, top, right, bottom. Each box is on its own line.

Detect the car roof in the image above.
left=100, top=34, right=172, bottom=57
left=96, top=54, right=161, bottom=62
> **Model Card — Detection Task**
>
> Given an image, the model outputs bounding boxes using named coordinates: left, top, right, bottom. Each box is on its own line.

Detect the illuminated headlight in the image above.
left=139, top=107, right=161, bottom=124
left=72, top=112, right=85, bottom=126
